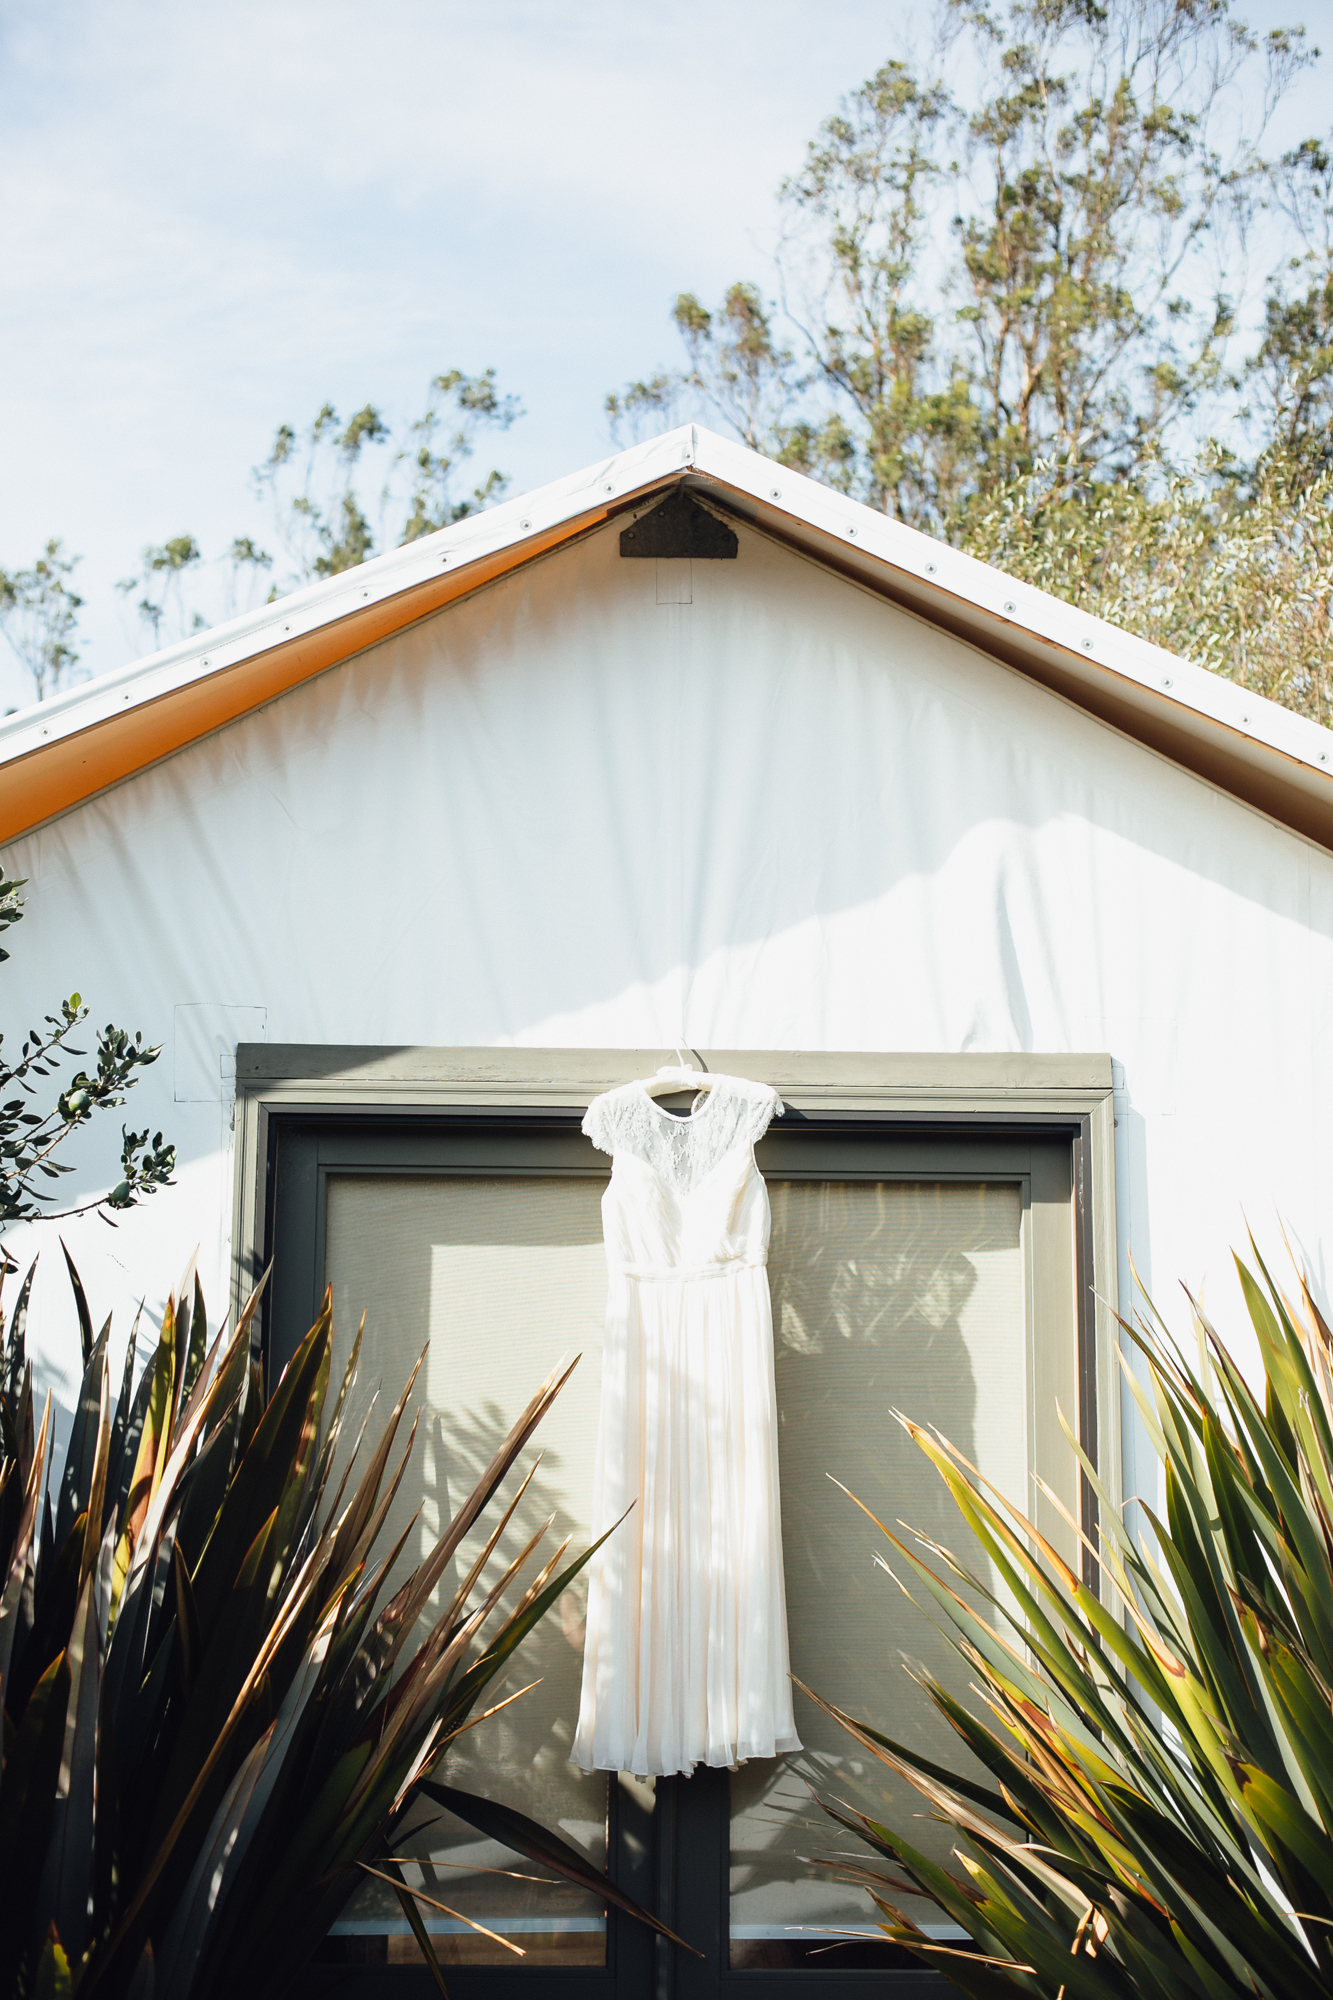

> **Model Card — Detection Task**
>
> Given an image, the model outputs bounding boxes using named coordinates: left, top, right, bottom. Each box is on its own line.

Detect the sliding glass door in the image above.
left=268, top=1107, right=1082, bottom=1998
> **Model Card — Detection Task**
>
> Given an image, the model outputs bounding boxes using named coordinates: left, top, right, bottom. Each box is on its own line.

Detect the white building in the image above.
left=3, top=425, right=1330, bottom=1990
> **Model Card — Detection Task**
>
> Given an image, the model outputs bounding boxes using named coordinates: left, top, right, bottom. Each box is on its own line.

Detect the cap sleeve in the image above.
left=744, top=1081, right=784, bottom=1146
left=582, top=1087, right=621, bottom=1156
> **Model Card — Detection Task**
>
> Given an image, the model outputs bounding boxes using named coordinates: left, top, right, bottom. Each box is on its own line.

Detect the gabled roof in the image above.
left=3, top=424, right=1332, bottom=849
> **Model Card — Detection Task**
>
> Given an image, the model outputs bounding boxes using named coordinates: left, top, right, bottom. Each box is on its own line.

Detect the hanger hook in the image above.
left=656, top=1044, right=697, bottom=1078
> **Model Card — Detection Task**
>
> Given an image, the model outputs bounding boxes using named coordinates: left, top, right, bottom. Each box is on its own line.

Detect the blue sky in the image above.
left=2, top=0, right=1330, bottom=706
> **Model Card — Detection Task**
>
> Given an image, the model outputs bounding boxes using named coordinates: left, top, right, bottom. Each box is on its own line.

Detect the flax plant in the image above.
left=809, top=1242, right=1333, bottom=1997
left=0, top=1256, right=674, bottom=2000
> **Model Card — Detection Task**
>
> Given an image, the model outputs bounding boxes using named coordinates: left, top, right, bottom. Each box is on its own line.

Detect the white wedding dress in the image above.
left=572, top=1072, right=801, bottom=1778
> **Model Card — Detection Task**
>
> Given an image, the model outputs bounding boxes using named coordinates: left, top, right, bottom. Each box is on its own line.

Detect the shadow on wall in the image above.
left=352, top=522, right=1328, bottom=1035
left=8, top=515, right=1320, bottom=1082
left=323, top=1173, right=610, bottom=1943
left=730, top=1178, right=1022, bottom=1932
left=335, top=1388, right=609, bottom=1947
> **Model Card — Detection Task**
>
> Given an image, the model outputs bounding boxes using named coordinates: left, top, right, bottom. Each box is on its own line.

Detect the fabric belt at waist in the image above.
left=609, top=1254, right=768, bottom=1283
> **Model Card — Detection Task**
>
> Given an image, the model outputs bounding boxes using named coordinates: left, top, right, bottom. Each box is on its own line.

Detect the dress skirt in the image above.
left=572, top=1260, right=801, bottom=1778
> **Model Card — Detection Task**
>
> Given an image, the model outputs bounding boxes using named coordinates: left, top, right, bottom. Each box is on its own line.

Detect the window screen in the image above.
left=730, top=1179, right=1026, bottom=1969
left=321, top=1174, right=610, bottom=1969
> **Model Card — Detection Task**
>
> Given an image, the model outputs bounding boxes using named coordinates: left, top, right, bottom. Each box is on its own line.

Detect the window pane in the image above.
left=320, top=1174, right=610, bottom=1969
left=730, top=1180, right=1024, bottom=1969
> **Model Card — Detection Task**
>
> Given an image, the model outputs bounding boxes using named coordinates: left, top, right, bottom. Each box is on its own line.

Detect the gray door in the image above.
left=268, top=1112, right=1086, bottom=1999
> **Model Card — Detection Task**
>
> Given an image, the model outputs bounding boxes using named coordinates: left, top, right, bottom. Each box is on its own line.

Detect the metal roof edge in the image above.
left=2, top=421, right=1330, bottom=850
left=0, top=423, right=698, bottom=770
left=687, top=428, right=1333, bottom=788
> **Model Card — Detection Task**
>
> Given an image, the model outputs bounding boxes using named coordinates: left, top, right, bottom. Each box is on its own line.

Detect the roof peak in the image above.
left=3, top=422, right=1331, bottom=851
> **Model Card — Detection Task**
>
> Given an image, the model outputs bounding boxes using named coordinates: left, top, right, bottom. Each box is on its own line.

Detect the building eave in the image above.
left=3, top=423, right=1330, bottom=851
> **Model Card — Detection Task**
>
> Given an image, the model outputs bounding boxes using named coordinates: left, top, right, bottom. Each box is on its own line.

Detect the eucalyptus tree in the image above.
left=616, top=0, right=1318, bottom=525
left=254, top=367, right=521, bottom=589
left=0, top=874, right=174, bottom=1249
left=1253, top=134, right=1333, bottom=456
left=608, top=0, right=1333, bottom=723
left=1, top=367, right=521, bottom=704
left=0, top=539, right=84, bottom=703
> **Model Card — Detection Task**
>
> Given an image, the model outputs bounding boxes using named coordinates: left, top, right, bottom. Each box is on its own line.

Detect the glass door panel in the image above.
left=319, top=1174, right=610, bottom=1969
left=730, top=1179, right=1025, bottom=1970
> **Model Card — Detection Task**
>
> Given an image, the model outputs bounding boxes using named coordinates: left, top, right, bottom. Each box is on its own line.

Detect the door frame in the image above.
left=231, top=1049, right=1118, bottom=1997
left=232, top=1046, right=1119, bottom=1550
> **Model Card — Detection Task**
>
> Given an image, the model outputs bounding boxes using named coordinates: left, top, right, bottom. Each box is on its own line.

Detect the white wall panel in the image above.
left=5, top=514, right=1331, bottom=1447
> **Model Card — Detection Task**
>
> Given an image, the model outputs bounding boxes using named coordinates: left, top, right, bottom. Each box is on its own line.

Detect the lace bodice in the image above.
left=582, top=1074, right=783, bottom=1197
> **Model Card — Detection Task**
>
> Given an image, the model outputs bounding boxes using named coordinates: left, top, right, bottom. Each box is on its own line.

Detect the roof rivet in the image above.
left=521, top=518, right=532, bottom=529
left=604, top=482, right=614, bottom=493
left=1163, top=676, right=1173, bottom=688
left=926, top=562, right=937, bottom=574
left=770, top=487, right=782, bottom=499
left=1082, top=637, right=1094, bottom=649
left=1003, top=600, right=1015, bottom=614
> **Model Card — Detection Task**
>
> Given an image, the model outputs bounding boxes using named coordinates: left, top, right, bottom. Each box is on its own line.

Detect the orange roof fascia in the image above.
left=7, top=415, right=1333, bottom=857
left=0, top=505, right=612, bottom=845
